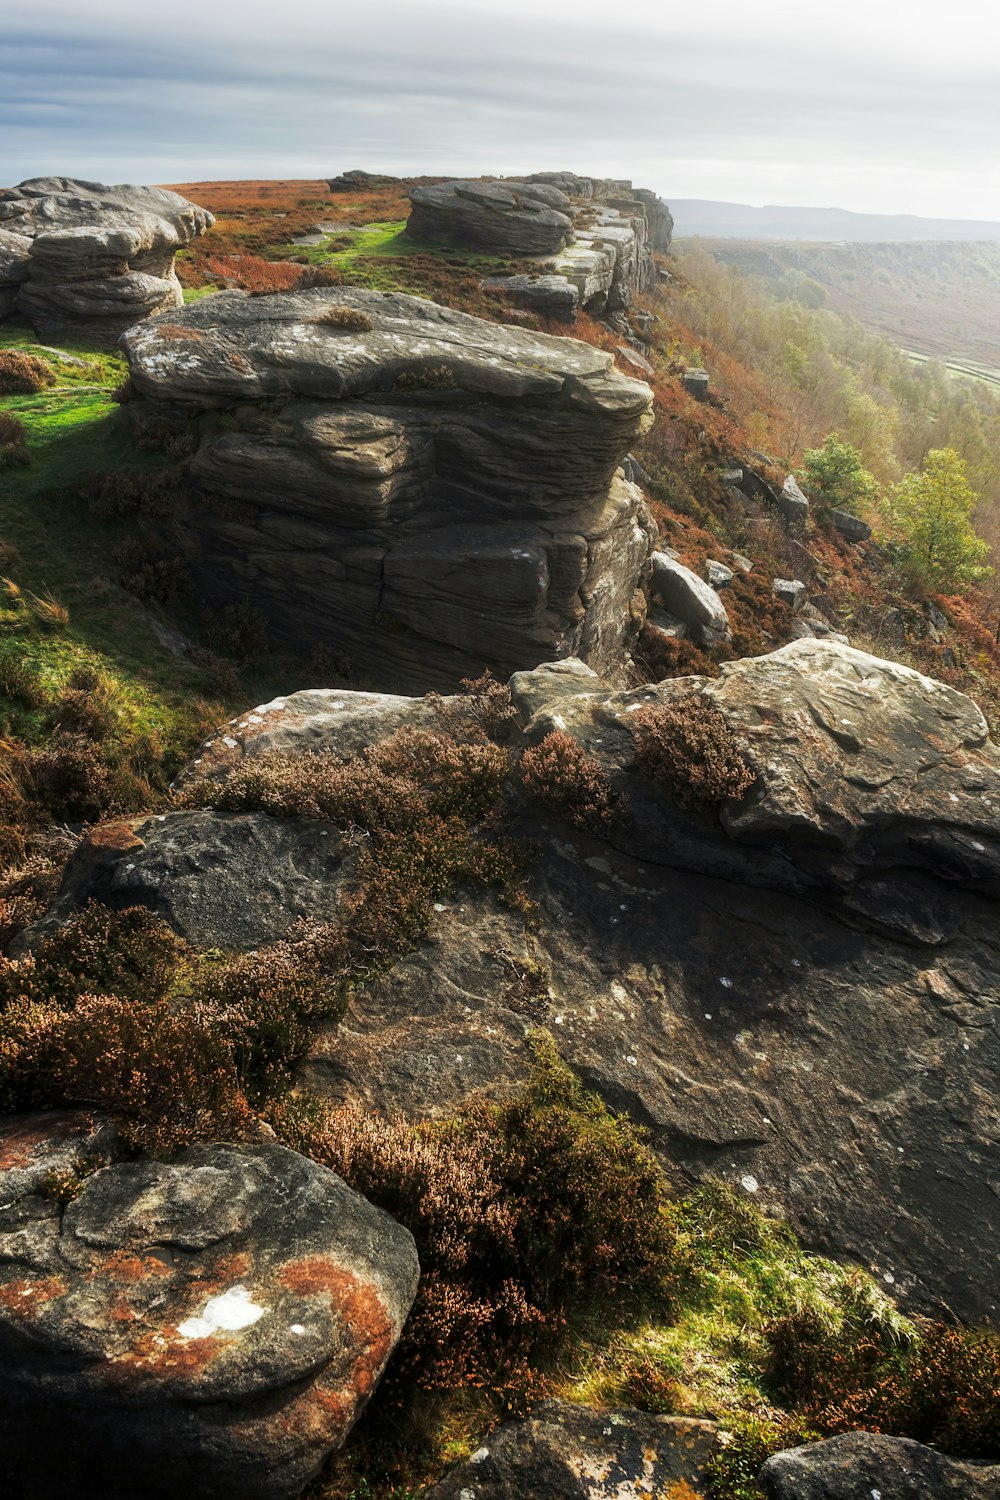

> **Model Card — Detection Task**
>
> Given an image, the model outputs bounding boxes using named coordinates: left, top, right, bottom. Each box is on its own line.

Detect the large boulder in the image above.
left=119, top=288, right=656, bottom=690
left=43, top=643, right=1000, bottom=1323
left=0, top=1113, right=418, bottom=1500
left=408, top=179, right=574, bottom=254
left=427, top=1402, right=720, bottom=1498
left=648, top=551, right=731, bottom=645
left=759, top=1432, right=1000, bottom=1498
left=0, top=177, right=213, bottom=343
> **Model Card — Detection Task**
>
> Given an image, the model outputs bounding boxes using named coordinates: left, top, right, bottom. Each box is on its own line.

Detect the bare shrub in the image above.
left=630, top=694, right=757, bottom=811
left=519, top=730, right=620, bottom=833
left=0, top=412, right=30, bottom=469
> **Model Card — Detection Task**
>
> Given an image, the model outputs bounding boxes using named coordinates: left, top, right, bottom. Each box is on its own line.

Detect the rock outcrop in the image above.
left=327, top=170, right=400, bottom=193
left=0, top=177, right=213, bottom=344
left=647, top=551, right=732, bottom=645
left=408, top=180, right=575, bottom=254
left=0, top=1112, right=418, bottom=1500
left=119, top=287, right=656, bottom=689
left=759, top=1432, right=1000, bottom=1498
left=408, top=175, right=669, bottom=321
left=427, top=1401, right=720, bottom=1498
left=43, top=640, right=1000, bottom=1324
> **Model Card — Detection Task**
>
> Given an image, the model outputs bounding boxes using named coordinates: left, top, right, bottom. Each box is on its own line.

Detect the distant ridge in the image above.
left=670, top=199, right=1000, bottom=243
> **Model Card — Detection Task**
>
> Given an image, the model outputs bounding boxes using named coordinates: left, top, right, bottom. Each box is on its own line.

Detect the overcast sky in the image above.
left=5, top=0, right=999, bottom=219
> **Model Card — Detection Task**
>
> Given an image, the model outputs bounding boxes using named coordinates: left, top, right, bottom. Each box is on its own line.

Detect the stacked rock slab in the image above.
left=0, top=177, right=213, bottom=344
left=411, top=176, right=671, bottom=322
left=0, top=1112, right=419, bottom=1500
left=120, top=287, right=656, bottom=690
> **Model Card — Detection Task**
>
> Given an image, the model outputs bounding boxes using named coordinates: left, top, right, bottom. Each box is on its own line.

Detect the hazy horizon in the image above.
left=5, top=0, right=999, bottom=221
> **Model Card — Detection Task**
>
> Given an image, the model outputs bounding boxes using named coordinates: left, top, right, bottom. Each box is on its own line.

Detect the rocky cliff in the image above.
left=119, top=287, right=656, bottom=689
left=0, top=177, right=213, bottom=344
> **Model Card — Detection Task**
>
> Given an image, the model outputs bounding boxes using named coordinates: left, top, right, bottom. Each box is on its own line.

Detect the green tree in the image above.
left=882, top=448, right=992, bottom=593
left=799, top=433, right=880, bottom=517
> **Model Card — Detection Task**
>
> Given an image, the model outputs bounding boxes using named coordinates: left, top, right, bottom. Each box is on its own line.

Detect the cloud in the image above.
left=3, top=0, right=998, bottom=218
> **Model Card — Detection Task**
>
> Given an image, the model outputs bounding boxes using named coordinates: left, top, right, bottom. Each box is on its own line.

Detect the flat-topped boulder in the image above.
left=0, top=1114, right=418, bottom=1500
left=408, top=179, right=574, bottom=254
left=759, top=1432, right=1000, bottom=1498
left=120, top=288, right=656, bottom=689
left=0, top=177, right=213, bottom=343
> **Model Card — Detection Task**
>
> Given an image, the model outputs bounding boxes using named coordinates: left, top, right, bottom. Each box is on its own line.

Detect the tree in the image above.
left=799, top=433, right=879, bottom=517
left=881, top=448, right=992, bottom=594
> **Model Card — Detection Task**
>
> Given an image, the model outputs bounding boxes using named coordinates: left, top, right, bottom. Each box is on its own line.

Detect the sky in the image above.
left=5, top=0, right=1000, bottom=220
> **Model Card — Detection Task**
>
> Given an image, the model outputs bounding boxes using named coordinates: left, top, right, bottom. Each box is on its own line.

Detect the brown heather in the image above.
left=0, top=350, right=57, bottom=396
left=312, top=305, right=376, bottom=331
left=630, top=694, right=757, bottom=811
left=519, top=730, right=620, bottom=834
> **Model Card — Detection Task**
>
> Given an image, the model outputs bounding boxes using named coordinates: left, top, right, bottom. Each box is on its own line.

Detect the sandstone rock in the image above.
left=683, top=367, right=710, bottom=400
left=648, top=552, right=731, bottom=644
left=526, top=171, right=597, bottom=197
left=408, top=180, right=574, bottom=254
left=480, top=270, right=579, bottom=321
left=25, top=809, right=347, bottom=952
left=773, top=577, right=806, bottom=611
left=633, top=188, right=674, bottom=252
left=35, top=642, right=1000, bottom=1322
left=0, top=228, right=32, bottom=319
left=759, top=1431, right=1000, bottom=1498
left=119, top=288, right=656, bottom=690
left=705, top=559, right=734, bottom=589
left=327, top=170, right=400, bottom=193
left=0, top=177, right=213, bottom=344
left=0, top=1115, right=418, bottom=1500
left=830, top=508, right=871, bottom=542
left=427, top=1402, right=720, bottom=1498
left=779, top=474, right=810, bottom=529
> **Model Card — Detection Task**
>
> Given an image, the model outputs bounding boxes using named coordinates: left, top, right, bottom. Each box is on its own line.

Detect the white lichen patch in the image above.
left=177, top=1285, right=268, bottom=1340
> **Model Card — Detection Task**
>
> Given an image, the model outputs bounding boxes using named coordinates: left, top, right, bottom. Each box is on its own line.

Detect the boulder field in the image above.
left=40, top=639, right=1000, bottom=1327
left=0, top=177, right=213, bottom=343
left=119, top=287, right=656, bottom=689
left=0, top=1112, right=418, bottom=1500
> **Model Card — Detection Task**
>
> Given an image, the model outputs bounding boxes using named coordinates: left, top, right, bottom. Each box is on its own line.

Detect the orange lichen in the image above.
left=0, top=1113, right=86, bottom=1171
left=0, top=1276, right=66, bottom=1318
left=83, top=822, right=145, bottom=853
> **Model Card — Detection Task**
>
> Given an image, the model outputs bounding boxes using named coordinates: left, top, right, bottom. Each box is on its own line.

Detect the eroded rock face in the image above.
left=427, top=1401, right=720, bottom=1498
left=44, top=643, right=1000, bottom=1324
left=0, top=177, right=213, bottom=343
left=0, top=1114, right=418, bottom=1500
left=408, top=179, right=575, bottom=254
left=759, top=1432, right=1000, bottom=1498
left=120, top=288, right=656, bottom=689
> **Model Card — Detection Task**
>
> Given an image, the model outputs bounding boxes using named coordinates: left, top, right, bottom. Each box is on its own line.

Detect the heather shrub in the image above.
left=0, top=350, right=57, bottom=395
left=0, top=412, right=30, bottom=468
left=33, top=995, right=252, bottom=1155
left=519, top=730, right=620, bottom=833
left=275, top=1038, right=677, bottom=1399
left=0, top=903, right=184, bottom=1012
left=395, top=363, right=456, bottom=390
left=768, top=1310, right=1000, bottom=1458
left=313, top=304, right=376, bottom=331
left=0, top=837, right=77, bottom=948
left=630, top=694, right=757, bottom=812
left=82, top=466, right=182, bottom=522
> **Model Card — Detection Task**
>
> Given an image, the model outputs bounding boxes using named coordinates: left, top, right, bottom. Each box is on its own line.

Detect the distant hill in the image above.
left=671, top=199, right=1000, bottom=242
left=680, top=238, right=1000, bottom=383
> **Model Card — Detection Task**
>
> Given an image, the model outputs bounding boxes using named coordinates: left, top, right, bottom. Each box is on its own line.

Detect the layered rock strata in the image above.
left=408, top=175, right=671, bottom=321
left=0, top=177, right=213, bottom=344
left=44, top=640, right=1000, bottom=1324
left=0, top=1113, right=418, bottom=1500
left=120, top=288, right=656, bottom=689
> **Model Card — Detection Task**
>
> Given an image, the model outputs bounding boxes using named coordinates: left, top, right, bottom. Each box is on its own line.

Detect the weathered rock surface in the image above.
left=119, top=287, right=656, bottom=689
left=682, top=367, right=710, bottom=400
left=773, top=577, right=806, bottom=611
left=46, top=640, right=1000, bottom=1324
left=427, top=1401, right=720, bottom=1498
left=779, top=474, right=810, bottom=529
left=831, top=507, right=872, bottom=542
left=0, top=1114, right=419, bottom=1500
left=759, top=1432, right=1000, bottom=1498
left=648, top=551, right=731, bottom=645
left=408, top=180, right=574, bottom=254
left=327, top=170, right=400, bottom=193
left=0, top=177, right=213, bottom=343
